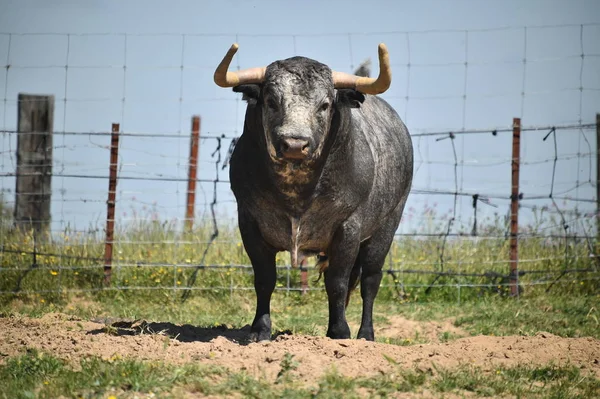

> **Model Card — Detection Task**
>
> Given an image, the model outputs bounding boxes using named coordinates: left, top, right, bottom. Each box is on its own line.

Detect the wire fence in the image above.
left=1, top=23, right=599, bottom=301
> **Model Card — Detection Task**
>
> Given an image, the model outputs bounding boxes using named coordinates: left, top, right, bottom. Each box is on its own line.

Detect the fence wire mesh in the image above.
left=1, top=23, right=599, bottom=301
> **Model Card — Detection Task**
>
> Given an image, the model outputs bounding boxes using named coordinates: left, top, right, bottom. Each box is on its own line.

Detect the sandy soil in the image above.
left=1, top=312, right=599, bottom=385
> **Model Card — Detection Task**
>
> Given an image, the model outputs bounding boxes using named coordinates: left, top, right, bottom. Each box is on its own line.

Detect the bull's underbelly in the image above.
left=255, top=206, right=337, bottom=255
left=251, top=185, right=401, bottom=267
left=260, top=220, right=330, bottom=267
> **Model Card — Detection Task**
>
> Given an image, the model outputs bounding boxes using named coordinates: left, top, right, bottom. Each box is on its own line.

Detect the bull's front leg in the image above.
left=238, top=213, right=277, bottom=342
left=324, top=220, right=361, bottom=339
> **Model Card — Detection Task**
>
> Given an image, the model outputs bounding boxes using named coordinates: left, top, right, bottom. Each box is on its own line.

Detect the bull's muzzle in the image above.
left=280, top=137, right=310, bottom=161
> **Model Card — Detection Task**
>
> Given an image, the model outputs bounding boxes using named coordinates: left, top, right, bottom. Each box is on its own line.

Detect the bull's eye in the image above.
left=319, top=102, right=330, bottom=113
left=266, top=98, right=278, bottom=111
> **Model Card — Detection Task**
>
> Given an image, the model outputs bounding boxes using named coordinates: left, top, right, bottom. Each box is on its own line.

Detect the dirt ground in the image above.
left=1, top=312, right=599, bottom=384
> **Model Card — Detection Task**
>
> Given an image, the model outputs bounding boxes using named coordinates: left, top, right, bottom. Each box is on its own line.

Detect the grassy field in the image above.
left=2, top=348, right=599, bottom=399
left=1, top=203, right=600, bottom=398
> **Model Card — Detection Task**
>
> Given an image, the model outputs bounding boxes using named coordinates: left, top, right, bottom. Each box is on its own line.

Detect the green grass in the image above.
left=2, top=350, right=598, bottom=399
left=381, top=293, right=600, bottom=339
left=430, top=363, right=600, bottom=398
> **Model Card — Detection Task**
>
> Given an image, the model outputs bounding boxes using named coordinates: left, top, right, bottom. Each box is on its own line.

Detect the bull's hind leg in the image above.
left=238, top=212, right=277, bottom=342
left=356, top=202, right=405, bottom=341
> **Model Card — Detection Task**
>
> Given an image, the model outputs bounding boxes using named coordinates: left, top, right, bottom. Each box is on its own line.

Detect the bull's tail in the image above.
left=314, top=253, right=329, bottom=284
left=345, top=263, right=362, bottom=308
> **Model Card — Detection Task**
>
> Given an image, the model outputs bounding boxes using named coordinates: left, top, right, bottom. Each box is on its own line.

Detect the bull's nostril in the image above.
left=280, top=138, right=309, bottom=160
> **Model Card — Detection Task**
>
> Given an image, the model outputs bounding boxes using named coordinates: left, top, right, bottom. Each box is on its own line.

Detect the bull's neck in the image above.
left=265, top=106, right=352, bottom=216
left=268, top=159, right=321, bottom=214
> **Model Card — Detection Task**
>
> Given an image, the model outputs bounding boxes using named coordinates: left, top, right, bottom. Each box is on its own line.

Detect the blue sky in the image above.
left=0, top=0, right=599, bottom=237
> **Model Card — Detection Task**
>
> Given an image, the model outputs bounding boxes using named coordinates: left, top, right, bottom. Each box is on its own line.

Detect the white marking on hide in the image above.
left=290, top=216, right=301, bottom=268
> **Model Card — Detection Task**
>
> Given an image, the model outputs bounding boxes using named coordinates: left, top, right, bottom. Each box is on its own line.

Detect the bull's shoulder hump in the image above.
left=351, top=96, right=410, bottom=143
left=362, top=95, right=402, bottom=122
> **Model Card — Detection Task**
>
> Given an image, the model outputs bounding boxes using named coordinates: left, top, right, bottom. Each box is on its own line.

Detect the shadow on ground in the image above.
left=86, top=317, right=292, bottom=345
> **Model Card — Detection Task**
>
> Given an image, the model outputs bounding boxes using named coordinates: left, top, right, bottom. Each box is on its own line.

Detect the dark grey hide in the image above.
left=229, top=56, right=413, bottom=341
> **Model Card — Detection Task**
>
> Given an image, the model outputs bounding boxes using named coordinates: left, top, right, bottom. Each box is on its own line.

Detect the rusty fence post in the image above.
left=510, top=117, right=521, bottom=297
left=186, top=116, right=201, bottom=231
left=104, top=123, right=120, bottom=286
left=300, top=258, right=308, bottom=295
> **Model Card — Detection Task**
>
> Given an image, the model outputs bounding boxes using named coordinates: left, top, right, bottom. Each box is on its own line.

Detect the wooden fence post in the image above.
left=14, top=94, right=54, bottom=236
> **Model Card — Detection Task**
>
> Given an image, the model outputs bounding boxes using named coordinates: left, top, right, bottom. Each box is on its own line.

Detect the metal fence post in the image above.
left=510, top=117, right=521, bottom=297
left=104, top=123, right=120, bottom=286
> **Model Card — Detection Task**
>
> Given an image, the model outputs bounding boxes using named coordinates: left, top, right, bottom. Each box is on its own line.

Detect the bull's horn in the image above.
left=214, top=43, right=266, bottom=87
left=332, top=43, right=391, bottom=95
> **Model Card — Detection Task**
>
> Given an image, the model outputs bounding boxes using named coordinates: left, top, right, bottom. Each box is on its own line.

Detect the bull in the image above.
left=214, top=43, right=413, bottom=341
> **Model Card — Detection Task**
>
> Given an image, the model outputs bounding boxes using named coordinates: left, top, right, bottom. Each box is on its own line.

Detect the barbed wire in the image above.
left=1, top=123, right=598, bottom=139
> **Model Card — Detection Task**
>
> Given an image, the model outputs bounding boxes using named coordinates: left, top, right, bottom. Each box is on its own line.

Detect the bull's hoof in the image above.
left=357, top=328, right=375, bottom=341
left=326, top=323, right=351, bottom=339
left=249, top=330, right=271, bottom=342
left=250, top=314, right=271, bottom=342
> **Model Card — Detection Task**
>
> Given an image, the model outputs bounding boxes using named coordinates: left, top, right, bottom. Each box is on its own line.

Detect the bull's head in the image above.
left=214, top=44, right=392, bottom=163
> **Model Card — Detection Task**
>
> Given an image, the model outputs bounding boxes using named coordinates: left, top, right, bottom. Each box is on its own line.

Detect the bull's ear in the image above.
left=233, top=84, right=261, bottom=104
left=336, top=89, right=365, bottom=109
